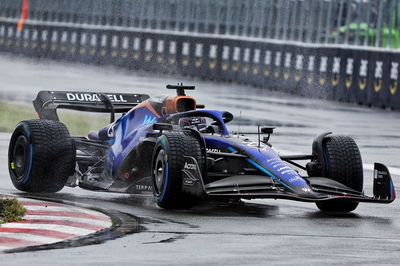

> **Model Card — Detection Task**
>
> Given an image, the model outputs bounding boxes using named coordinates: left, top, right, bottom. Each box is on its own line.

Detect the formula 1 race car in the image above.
left=8, top=85, right=396, bottom=212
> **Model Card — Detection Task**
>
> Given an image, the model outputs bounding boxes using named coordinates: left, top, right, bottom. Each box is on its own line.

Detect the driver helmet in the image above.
left=178, top=117, right=207, bottom=130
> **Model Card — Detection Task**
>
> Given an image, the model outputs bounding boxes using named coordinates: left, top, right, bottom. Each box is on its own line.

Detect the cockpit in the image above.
left=178, top=116, right=221, bottom=134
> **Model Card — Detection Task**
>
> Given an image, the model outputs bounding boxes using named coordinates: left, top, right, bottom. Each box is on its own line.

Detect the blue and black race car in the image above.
left=8, top=84, right=396, bottom=212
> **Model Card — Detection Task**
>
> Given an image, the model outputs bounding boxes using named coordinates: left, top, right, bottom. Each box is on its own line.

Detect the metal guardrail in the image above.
left=1, top=0, right=400, bottom=49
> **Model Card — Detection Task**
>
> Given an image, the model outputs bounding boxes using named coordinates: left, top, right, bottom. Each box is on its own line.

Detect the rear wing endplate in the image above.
left=33, top=91, right=150, bottom=121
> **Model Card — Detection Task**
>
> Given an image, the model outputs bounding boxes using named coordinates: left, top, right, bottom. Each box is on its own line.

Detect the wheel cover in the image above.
left=154, top=149, right=167, bottom=195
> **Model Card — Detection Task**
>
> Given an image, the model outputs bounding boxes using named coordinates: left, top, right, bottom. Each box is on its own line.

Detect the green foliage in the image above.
left=0, top=101, right=109, bottom=135
left=0, top=101, right=36, bottom=132
left=0, top=197, right=27, bottom=223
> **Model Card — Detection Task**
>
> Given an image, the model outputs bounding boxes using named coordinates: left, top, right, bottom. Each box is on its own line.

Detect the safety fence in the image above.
left=1, top=19, right=399, bottom=109
left=1, top=0, right=400, bottom=48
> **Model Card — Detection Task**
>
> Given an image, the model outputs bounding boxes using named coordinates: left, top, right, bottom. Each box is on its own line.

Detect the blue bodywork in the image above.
left=106, top=104, right=160, bottom=175
left=202, top=135, right=312, bottom=195
left=105, top=104, right=313, bottom=195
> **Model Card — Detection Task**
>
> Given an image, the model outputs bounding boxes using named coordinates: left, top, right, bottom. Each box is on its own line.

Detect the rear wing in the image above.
left=33, top=91, right=150, bottom=121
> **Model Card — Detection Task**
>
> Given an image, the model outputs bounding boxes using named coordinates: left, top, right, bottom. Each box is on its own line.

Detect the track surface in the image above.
left=1, top=54, right=400, bottom=265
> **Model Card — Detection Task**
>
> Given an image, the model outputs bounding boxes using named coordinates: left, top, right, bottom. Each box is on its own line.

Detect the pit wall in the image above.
left=1, top=19, right=399, bottom=110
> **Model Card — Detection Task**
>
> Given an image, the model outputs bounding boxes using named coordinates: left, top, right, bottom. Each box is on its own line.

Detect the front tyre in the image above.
left=151, top=131, right=204, bottom=209
left=316, top=135, right=363, bottom=212
left=8, top=120, right=75, bottom=193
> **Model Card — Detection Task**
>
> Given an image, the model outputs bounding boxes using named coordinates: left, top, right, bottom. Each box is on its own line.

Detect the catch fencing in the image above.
left=0, top=0, right=400, bottom=109
left=2, top=0, right=399, bottom=48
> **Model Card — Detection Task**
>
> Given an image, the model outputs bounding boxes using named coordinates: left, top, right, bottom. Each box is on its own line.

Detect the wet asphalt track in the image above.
left=0, top=54, right=400, bottom=265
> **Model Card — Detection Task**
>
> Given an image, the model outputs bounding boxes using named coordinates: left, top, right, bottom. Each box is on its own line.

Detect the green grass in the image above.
left=0, top=101, right=109, bottom=136
left=0, top=197, right=26, bottom=224
left=0, top=101, right=36, bottom=132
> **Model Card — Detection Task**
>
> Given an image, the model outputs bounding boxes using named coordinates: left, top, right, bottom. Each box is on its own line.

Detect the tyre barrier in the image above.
left=1, top=19, right=400, bottom=110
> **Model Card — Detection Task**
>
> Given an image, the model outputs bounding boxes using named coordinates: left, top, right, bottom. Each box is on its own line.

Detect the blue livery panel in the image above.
left=108, top=106, right=159, bottom=175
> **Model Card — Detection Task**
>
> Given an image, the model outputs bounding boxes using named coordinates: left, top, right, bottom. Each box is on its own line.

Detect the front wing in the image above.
left=182, top=156, right=395, bottom=204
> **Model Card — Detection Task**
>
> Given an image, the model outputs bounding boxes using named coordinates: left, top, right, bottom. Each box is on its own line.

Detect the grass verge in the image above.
left=0, top=101, right=109, bottom=135
left=0, top=197, right=26, bottom=224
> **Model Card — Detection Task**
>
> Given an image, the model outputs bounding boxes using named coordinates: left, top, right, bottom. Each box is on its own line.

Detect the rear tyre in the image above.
left=316, top=135, right=363, bottom=212
left=151, top=130, right=204, bottom=209
left=8, top=120, right=76, bottom=193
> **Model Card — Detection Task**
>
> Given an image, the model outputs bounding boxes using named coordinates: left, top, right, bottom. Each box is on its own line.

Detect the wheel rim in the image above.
left=154, top=149, right=167, bottom=195
left=12, top=135, right=30, bottom=179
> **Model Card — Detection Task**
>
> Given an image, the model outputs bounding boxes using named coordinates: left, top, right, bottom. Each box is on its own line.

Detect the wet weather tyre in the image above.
left=8, top=120, right=76, bottom=193
left=151, top=131, right=204, bottom=209
left=316, top=135, right=363, bottom=212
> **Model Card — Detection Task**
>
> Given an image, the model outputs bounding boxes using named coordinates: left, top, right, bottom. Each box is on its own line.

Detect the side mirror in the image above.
left=261, top=127, right=274, bottom=134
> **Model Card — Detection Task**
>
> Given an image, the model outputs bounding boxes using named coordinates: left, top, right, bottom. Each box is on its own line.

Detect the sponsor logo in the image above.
left=145, top=39, right=152, bottom=52
left=133, top=37, right=140, bottom=51
left=183, top=159, right=199, bottom=186
left=277, top=166, right=291, bottom=172
left=122, top=36, right=129, bottom=49
left=253, top=49, right=261, bottom=64
left=142, top=115, right=157, bottom=125
left=169, top=41, right=177, bottom=54
left=184, top=162, right=196, bottom=170
left=183, top=178, right=195, bottom=186
left=345, top=58, right=354, bottom=88
left=284, top=52, right=292, bottom=80
left=319, top=56, right=328, bottom=85
left=295, top=54, right=304, bottom=70
left=149, top=97, right=163, bottom=104
left=274, top=52, right=281, bottom=67
left=332, top=57, right=341, bottom=86
left=195, top=59, right=203, bottom=67
left=359, top=59, right=368, bottom=90
left=233, top=47, right=241, bottom=61
left=289, top=176, right=301, bottom=183
left=284, top=52, right=292, bottom=68
left=374, top=169, right=388, bottom=179
left=332, top=57, right=341, bottom=73
left=136, top=184, right=152, bottom=192
left=243, top=48, right=250, bottom=63
left=319, top=56, right=328, bottom=73
left=390, top=62, right=398, bottom=95
left=374, top=61, right=383, bottom=92
left=295, top=54, right=304, bottom=82
left=264, top=50, right=272, bottom=65
left=209, top=44, right=217, bottom=59
left=301, top=187, right=312, bottom=193
left=306, top=56, right=315, bottom=84
left=281, top=170, right=297, bottom=175
left=66, top=93, right=127, bottom=103
left=182, top=42, right=190, bottom=56
left=157, top=40, right=164, bottom=53
left=195, top=43, right=203, bottom=58
left=206, top=148, right=222, bottom=153
left=222, top=46, right=230, bottom=60
left=274, top=51, right=282, bottom=78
